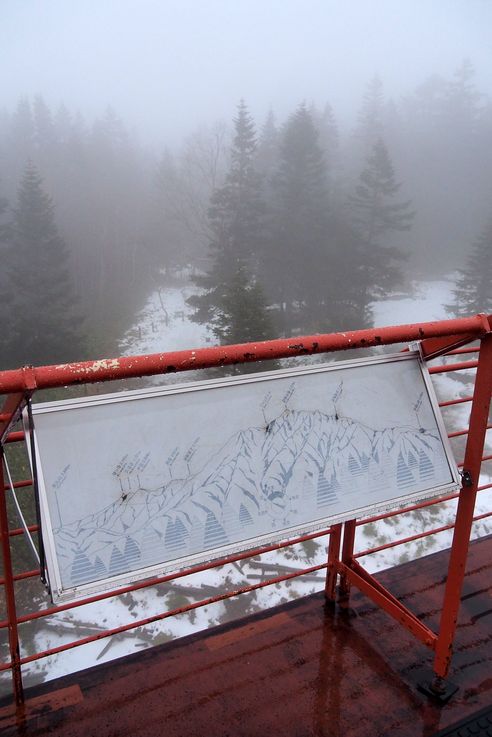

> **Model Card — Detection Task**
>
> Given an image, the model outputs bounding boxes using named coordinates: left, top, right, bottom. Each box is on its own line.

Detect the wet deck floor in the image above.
left=1, top=535, right=491, bottom=736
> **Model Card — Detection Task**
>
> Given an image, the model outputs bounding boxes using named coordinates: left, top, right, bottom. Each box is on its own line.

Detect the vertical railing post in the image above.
left=0, top=449, right=24, bottom=707
left=325, top=524, right=342, bottom=601
left=338, top=519, right=356, bottom=597
left=433, top=332, right=492, bottom=680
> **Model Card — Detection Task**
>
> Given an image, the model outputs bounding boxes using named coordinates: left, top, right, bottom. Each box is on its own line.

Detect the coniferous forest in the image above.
left=1, top=61, right=492, bottom=370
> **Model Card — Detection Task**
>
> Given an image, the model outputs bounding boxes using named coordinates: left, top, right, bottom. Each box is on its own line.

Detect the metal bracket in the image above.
left=21, top=366, right=37, bottom=393
left=416, top=671, right=459, bottom=704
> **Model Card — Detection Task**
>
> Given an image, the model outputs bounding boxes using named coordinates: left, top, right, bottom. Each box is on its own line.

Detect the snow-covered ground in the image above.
left=2, top=275, right=490, bottom=694
left=118, top=276, right=458, bottom=361
left=119, top=284, right=213, bottom=357
left=372, top=277, right=456, bottom=325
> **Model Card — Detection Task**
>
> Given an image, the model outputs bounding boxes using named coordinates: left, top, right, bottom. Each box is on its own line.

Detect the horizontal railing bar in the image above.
left=429, top=360, right=478, bottom=374
left=457, top=452, right=492, bottom=468
left=477, top=482, right=492, bottom=492
left=445, top=348, right=480, bottom=355
left=3, top=479, right=490, bottom=627
left=439, top=396, right=473, bottom=408
left=0, top=315, right=489, bottom=394
left=4, top=431, right=24, bottom=444
left=1, top=497, right=490, bottom=661
left=4, top=506, right=492, bottom=664
left=356, top=481, right=492, bottom=528
left=3, top=479, right=32, bottom=492
left=356, top=493, right=459, bottom=526
left=0, top=562, right=330, bottom=670
left=0, top=527, right=333, bottom=627
left=0, top=570, right=40, bottom=589
left=2, top=479, right=490, bottom=592
left=448, top=424, right=492, bottom=439
left=355, top=522, right=456, bottom=557
left=8, top=524, right=39, bottom=538
left=448, top=428, right=468, bottom=439
left=355, top=510, right=492, bottom=559
left=472, top=510, right=492, bottom=522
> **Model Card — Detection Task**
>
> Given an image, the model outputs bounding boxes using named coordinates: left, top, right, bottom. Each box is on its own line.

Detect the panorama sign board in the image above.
left=27, top=352, right=460, bottom=602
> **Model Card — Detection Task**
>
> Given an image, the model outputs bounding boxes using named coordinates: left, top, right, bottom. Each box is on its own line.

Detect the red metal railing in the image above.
left=0, top=314, right=491, bottom=708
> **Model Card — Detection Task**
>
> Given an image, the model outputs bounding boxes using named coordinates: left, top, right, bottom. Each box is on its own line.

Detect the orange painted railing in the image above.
left=0, top=314, right=491, bottom=707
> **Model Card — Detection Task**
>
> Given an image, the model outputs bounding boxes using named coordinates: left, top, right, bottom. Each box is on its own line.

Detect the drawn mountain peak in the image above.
left=54, top=408, right=445, bottom=589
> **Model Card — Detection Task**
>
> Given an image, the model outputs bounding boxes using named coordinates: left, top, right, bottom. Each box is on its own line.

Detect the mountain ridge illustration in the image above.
left=54, top=408, right=446, bottom=588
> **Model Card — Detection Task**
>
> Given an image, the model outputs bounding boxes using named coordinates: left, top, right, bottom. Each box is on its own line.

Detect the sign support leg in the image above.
left=339, top=520, right=356, bottom=598
left=432, top=333, right=492, bottom=684
left=325, top=524, right=342, bottom=601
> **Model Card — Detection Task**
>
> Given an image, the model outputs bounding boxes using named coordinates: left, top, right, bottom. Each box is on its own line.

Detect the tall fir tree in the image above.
left=350, top=138, right=414, bottom=248
left=211, top=263, right=275, bottom=345
left=0, top=162, right=84, bottom=369
left=255, top=110, right=279, bottom=179
left=267, top=104, right=333, bottom=332
left=188, top=101, right=271, bottom=344
left=0, top=181, right=8, bottom=238
left=0, top=181, right=9, bottom=305
left=348, top=137, right=414, bottom=323
left=448, top=221, right=492, bottom=317
left=315, top=102, right=340, bottom=192
left=443, top=59, right=481, bottom=132
left=355, top=76, right=385, bottom=153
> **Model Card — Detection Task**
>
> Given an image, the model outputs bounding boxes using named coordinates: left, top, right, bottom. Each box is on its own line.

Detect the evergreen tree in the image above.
left=355, top=76, right=385, bottom=152
left=312, top=102, right=339, bottom=164
left=255, top=110, right=279, bottom=179
left=188, top=101, right=268, bottom=344
left=4, top=98, right=35, bottom=196
left=33, top=95, right=56, bottom=153
left=348, top=138, right=413, bottom=322
left=350, top=138, right=414, bottom=248
left=0, top=162, right=84, bottom=369
left=208, top=99, right=263, bottom=269
left=212, top=263, right=275, bottom=344
left=443, top=59, right=481, bottom=132
left=449, top=221, right=492, bottom=317
left=267, top=104, right=331, bottom=332
left=0, top=182, right=9, bottom=305
left=0, top=181, right=8, bottom=239
left=312, top=102, right=341, bottom=202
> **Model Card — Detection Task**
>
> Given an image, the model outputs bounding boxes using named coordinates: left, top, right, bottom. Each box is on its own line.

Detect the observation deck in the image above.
left=0, top=535, right=491, bottom=736
left=0, top=315, right=491, bottom=735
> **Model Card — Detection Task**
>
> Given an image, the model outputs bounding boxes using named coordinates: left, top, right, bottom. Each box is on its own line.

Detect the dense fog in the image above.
left=1, top=0, right=491, bottom=369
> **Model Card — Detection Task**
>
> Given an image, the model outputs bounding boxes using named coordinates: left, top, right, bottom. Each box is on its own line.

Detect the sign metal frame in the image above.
left=25, top=351, right=460, bottom=602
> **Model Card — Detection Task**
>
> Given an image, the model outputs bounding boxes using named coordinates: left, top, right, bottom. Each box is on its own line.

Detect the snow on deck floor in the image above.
left=2, top=276, right=490, bottom=694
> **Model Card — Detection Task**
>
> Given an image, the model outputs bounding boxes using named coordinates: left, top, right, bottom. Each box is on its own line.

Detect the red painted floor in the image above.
left=1, top=536, right=491, bottom=736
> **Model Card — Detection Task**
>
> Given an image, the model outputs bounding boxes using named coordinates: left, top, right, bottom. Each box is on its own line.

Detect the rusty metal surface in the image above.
left=0, top=314, right=490, bottom=393
left=1, top=535, right=490, bottom=737
left=0, top=459, right=23, bottom=706
left=434, top=333, right=492, bottom=678
left=0, top=312, right=489, bottom=709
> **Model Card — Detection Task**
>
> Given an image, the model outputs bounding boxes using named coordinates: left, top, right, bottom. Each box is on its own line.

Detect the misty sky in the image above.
left=2, top=0, right=491, bottom=146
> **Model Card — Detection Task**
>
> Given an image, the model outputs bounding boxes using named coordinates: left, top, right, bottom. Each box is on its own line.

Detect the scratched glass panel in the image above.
left=27, top=352, right=460, bottom=601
